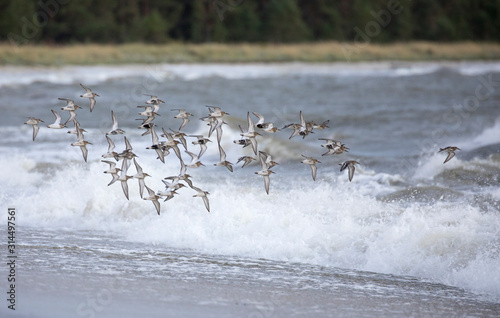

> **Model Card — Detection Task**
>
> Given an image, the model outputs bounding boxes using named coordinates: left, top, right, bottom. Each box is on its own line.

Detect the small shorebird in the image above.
left=118, top=170, right=132, bottom=200
left=164, top=160, right=193, bottom=188
left=311, top=120, right=330, bottom=130
left=161, top=178, right=185, bottom=192
left=192, top=186, right=210, bottom=212
left=439, top=146, right=461, bottom=164
left=102, top=160, right=121, bottom=186
left=67, top=119, right=87, bottom=135
left=240, top=112, right=260, bottom=155
left=298, top=111, right=313, bottom=138
left=214, top=145, right=233, bottom=172
left=301, top=155, right=320, bottom=181
left=137, top=122, right=155, bottom=136
left=283, top=123, right=302, bottom=139
left=236, top=156, right=256, bottom=168
left=132, top=158, right=151, bottom=198
left=117, top=136, right=137, bottom=173
left=106, top=111, right=125, bottom=135
left=71, top=139, right=91, bottom=162
left=102, top=135, right=119, bottom=161
left=59, top=98, right=80, bottom=111
left=255, top=151, right=275, bottom=194
left=156, top=188, right=178, bottom=202
left=59, top=98, right=81, bottom=125
left=143, top=185, right=161, bottom=215
left=144, top=94, right=164, bottom=105
left=71, top=122, right=91, bottom=162
left=24, top=117, right=43, bottom=141
left=259, top=151, right=279, bottom=169
left=339, top=160, right=360, bottom=182
left=185, top=150, right=204, bottom=168
left=319, top=139, right=349, bottom=156
left=146, top=128, right=165, bottom=163
left=168, top=129, right=188, bottom=150
left=79, top=83, right=99, bottom=112
left=46, top=109, right=66, bottom=129
left=171, top=109, right=192, bottom=131
left=161, top=128, right=182, bottom=160
left=190, top=135, right=211, bottom=159
left=200, top=115, right=217, bottom=138
left=206, top=105, right=229, bottom=118
left=233, top=138, right=252, bottom=148
left=252, top=112, right=279, bottom=133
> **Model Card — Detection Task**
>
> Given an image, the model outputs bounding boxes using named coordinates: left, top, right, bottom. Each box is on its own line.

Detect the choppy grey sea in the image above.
left=0, top=62, right=499, bottom=317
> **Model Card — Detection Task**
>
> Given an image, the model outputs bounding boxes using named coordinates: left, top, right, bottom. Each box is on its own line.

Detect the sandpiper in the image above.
left=298, top=111, right=313, bottom=138
left=259, top=151, right=279, bottom=169
left=439, top=146, right=461, bottom=164
left=146, top=128, right=165, bottom=163
left=102, top=160, right=121, bottom=186
left=214, top=145, right=233, bottom=172
left=168, top=129, right=188, bottom=150
left=339, top=160, right=360, bottom=182
left=161, top=128, right=182, bottom=160
left=117, top=136, right=137, bottom=172
left=319, top=139, right=349, bottom=156
left=106, top=110, right=125, bottom=135
left=143, top=185, right=161, bottom=215
left=132, top=158, right=151, bottom=198
left=24, top=117, right=43, bottom=141
left=301, top=155, right=320, bottom=181
left=255, top=151, right=275, bottom=194
left=192, top=186, right=210, bottom=212
left=312, top=120, right=330, bottom=130
left=282, top=123, right=301, bottom=139
left=156, top=188, right=178, bottom=202
left=80, top=83, right=99, bottom=112
left=233, top=138, right=252, bottom=148
left=240, top=112, right=260, bottom=155
left=161, top=178, right=186, bottom=192
left=144, top=94, right=164, bottom=105
left=185, top=150, right=204, bottom=168
left=67, top=119, right=87, bottom=135
left=206, top=105, right=229, bottom=118
left=70, top=121, right=91, bottom=162
left=59, top=98, right=80, bottom=111
left=71, top=139, right=91, bottom=162
left=236, top=156, right=256, bottom=168
left=46, top=109, right=66, bottom=129
left=164, top=160, right=193, bottom=188
left=252, top=112, right=279, bottom=133
left=190, top=135, right=211, bottom=159
left=102, top=135, right=119, bottom=160
left=118, top=170, right=132, bottom=200
left=171, top=109, right=192, bottom=131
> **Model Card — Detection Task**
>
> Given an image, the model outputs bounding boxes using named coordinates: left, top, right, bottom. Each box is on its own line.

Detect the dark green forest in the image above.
left=1, top=0, right=500, bottom=44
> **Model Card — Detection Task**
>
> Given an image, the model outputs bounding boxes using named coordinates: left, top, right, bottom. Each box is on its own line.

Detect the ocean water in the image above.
left=0, top=62, right=500, bottom=317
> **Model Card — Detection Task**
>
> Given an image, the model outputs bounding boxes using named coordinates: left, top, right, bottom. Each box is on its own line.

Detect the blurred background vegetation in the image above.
left=1, top=0, right=499, bottom=44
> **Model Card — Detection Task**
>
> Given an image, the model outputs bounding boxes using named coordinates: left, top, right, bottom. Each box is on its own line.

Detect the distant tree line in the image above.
left=1, top=0, right=499, bottom=44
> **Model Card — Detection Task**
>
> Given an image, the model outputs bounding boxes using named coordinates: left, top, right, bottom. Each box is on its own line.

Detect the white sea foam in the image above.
left=2, top=147, right=499, bottom=299
left=460, top=116, right=500, bottom=150
left=2, top=61, right=499, bottom=88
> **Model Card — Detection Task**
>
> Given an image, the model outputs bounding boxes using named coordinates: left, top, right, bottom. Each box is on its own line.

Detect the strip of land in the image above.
left=1, top=41, right=500, bottom=65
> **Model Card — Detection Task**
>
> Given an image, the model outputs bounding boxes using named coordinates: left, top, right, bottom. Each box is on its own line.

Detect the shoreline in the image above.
left=1, top=41, right=500, bottom=66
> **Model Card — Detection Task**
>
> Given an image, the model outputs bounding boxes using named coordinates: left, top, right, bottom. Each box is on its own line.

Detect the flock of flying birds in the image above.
left=23, top=83, right=461, bottom=215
